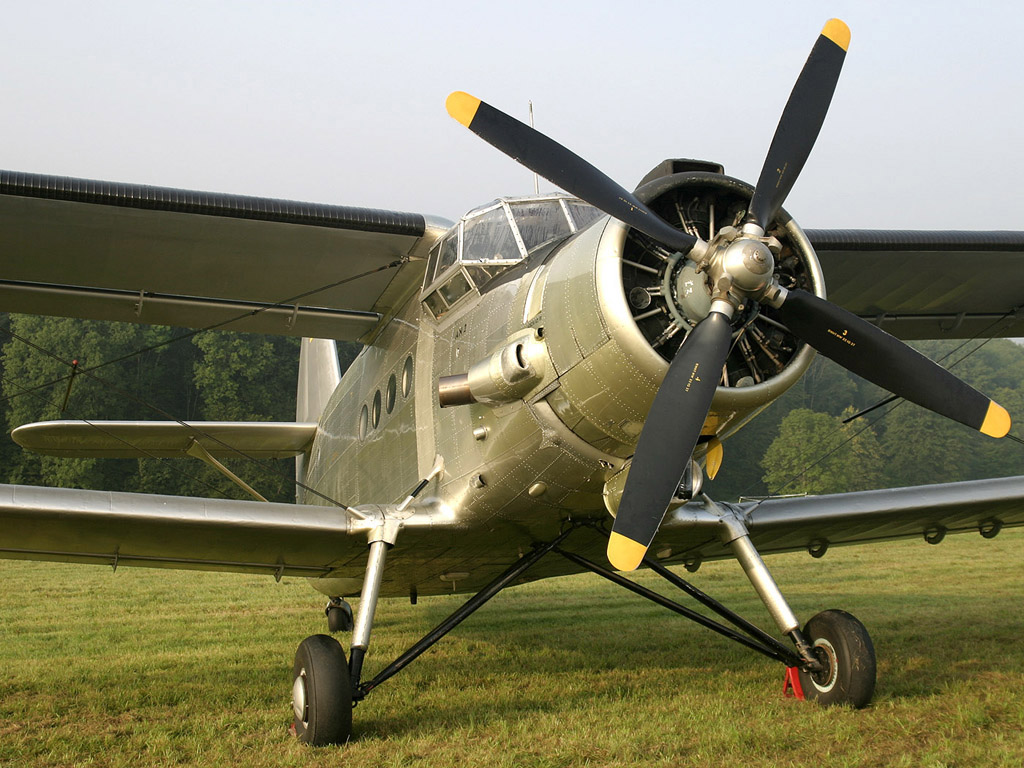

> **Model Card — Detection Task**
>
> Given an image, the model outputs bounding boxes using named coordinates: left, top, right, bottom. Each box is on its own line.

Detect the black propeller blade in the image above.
left=445, top=92, right=698, bottom=254
left=776, top=288, right=1010, bottom=437
left=609, top=19, right=853, bottom=570
left=608, top=308, right=733, bottom=571
left=747, top=19, right=850, bottom=230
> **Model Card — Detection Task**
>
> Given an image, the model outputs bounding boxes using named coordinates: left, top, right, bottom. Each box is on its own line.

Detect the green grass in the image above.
left=2, top=530, right=1024, bottom=767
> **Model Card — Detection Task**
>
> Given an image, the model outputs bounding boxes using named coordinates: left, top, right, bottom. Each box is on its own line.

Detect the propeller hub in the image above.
left=720, top=237, right=775, bottom=293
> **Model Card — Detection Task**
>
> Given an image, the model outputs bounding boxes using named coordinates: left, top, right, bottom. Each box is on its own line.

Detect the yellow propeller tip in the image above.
left=822, top=18, right=851, bottom=51
left=981, top=401, right=1012, bottom=438
left=607, top=531, right=648, bottom=572
left=446, top=91, right=481, bottom=128
left=705, top=437, right=724, bottom=480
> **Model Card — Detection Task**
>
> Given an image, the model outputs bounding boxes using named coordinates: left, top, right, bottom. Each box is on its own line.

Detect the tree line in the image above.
left=1, top=314, right=313, bottom=502
left=2, top=313, right=1022, bottom=503
left=707, top=338, right=1024, bottom=500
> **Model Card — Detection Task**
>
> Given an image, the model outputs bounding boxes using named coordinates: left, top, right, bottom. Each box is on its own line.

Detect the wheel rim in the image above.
left=292, top=668, right=309, bottom=724
left=809, top=638, right=839, bottom=693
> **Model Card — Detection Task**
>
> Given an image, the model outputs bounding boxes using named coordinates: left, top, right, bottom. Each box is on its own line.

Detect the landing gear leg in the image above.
left=348, top=533, right=393, bottom=689
left=720, top=511, right=876, bottom=707
left=291, top=522, right=397, bottom=745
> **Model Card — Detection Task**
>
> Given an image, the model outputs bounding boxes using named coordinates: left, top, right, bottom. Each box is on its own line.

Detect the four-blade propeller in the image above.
left=446, top=18, right=1011, bottom=572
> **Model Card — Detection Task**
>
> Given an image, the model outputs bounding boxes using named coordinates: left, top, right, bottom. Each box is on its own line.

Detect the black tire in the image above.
left=326, top=602, right=353, bottom=633
left=292, top=634, right=352, bottom=745
left=796, top=609, right=876, bottom=708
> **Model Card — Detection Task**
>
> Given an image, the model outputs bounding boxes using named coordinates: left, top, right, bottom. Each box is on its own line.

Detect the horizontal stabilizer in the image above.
left=12, top=420, right=317, bottom=459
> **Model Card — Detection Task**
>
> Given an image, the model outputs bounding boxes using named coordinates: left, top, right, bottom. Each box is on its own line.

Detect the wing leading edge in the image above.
left=12, top=420, right=317, bottom=458
left=658, top=475, right=1024, bottom=564
left=0, top=483, right=455, bottom=579
left=0, top=170, right=453, bottom=343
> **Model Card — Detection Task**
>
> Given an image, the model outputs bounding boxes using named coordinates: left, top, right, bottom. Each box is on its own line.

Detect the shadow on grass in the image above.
left=347, top=583, right=1024, bottom=742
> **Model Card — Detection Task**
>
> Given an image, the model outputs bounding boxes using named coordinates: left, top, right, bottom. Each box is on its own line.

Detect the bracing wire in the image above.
left=747, top=309, right=1023, bottom=501
left=0, top=258, right=405, bottom=408
left=0, top=257, right=411, bottom=510
left=1, top=322, right=354, bottom=511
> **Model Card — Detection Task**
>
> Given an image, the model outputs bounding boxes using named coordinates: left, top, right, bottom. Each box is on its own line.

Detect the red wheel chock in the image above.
left=783, top=667, right=805, bottom=700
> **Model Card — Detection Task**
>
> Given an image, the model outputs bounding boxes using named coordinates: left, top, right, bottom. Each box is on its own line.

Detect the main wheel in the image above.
left=292, top=634, right=352, bottom=745
left=796, top=609, right=876, bottom=708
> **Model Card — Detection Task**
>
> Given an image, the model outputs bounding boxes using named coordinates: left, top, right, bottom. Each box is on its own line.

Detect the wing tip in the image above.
left=607, top=531, right=648, bottom=572
left=981, top=401, right=1012, bottom=438
left=822, top=18, right=851, bottom=51
left=446, top=91, right=481, bottom=128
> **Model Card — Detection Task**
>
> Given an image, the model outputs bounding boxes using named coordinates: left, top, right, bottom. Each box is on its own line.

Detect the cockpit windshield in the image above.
left=462, top=205, right=520, bottom=262
left=422, top=194, right=600, bottom=318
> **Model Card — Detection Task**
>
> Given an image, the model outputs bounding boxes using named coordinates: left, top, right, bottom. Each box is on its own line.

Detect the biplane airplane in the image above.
left=3, top=18, right=1024, bottom=745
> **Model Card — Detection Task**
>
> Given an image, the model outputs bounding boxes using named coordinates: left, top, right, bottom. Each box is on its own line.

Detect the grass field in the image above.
left=2, top=529, right=1023, bottom=767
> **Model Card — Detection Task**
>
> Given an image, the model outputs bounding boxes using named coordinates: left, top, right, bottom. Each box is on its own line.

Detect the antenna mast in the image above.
left=529, top=101, right=539, bottom=194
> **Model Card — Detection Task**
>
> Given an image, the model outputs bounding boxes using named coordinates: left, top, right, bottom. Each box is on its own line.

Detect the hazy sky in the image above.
left=3, top=1, right=1022, bottom=229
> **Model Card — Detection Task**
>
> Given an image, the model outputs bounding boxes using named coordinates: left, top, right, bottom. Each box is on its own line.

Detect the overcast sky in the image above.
left=3, top=1, right=1022, bottom=229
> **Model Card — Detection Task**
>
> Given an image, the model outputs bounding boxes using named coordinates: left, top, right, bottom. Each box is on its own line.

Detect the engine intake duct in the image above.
left=438, top=334, right=544, bottom=408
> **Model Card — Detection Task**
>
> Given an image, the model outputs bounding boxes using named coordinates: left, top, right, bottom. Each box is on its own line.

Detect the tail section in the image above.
left=296, top=338, right=342, bottom=498
left=297, top=338, right=342, bottom=422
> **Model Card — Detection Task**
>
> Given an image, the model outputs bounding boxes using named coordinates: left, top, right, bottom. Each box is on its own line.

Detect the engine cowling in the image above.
left=537, top=171, right=824, bottom=501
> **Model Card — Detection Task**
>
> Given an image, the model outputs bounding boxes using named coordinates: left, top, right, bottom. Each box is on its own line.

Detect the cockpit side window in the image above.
left=565, top=201, right=602, bottom=231
left=425, top=240, right=441, bottom=284
left=509, top=201, right=573, bottom=254
left=434, top=229, right=460, bottom=281
left=462, top=206, right=521, bottom=263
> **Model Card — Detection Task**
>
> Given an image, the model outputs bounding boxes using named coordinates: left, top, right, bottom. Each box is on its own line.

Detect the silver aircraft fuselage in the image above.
left=301, top=175, right=824, bottom=599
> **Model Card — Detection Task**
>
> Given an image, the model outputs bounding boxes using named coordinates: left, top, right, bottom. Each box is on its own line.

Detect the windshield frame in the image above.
left=420, top=193, right=599, bottom=318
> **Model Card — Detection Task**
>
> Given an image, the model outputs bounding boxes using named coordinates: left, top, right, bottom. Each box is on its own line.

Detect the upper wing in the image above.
left=806, top=229, right=1024, bottom=340
left=0, top=170, right=453, bottom=343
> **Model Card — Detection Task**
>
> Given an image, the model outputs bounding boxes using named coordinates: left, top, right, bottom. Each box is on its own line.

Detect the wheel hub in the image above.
left=808, top=638, right=839, bottom=692
left=292, top=669, right=309, bottom=722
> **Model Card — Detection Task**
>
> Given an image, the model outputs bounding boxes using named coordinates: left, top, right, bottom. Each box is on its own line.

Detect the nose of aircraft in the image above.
left=447, top=17, right=1010, bottom=574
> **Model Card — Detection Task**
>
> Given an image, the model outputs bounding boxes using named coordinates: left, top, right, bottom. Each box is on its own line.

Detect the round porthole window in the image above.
left=386, top=373, right=397, bottom=414
left=402, top=355, right=414, bottom=397
left=358, top=404, right=368, bottom=440
left=372, top=390, right=382, bottom=428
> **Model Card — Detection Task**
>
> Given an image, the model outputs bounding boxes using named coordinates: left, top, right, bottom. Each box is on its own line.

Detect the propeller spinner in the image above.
left=446, top=18, right=1011, bottom=572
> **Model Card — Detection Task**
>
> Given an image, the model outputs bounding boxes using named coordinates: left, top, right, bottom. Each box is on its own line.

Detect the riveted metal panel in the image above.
left=540, top=220, right=610, bottom=374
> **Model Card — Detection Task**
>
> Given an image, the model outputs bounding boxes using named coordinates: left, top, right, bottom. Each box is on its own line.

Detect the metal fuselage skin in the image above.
left=299, top=184, right=819, bottom=599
